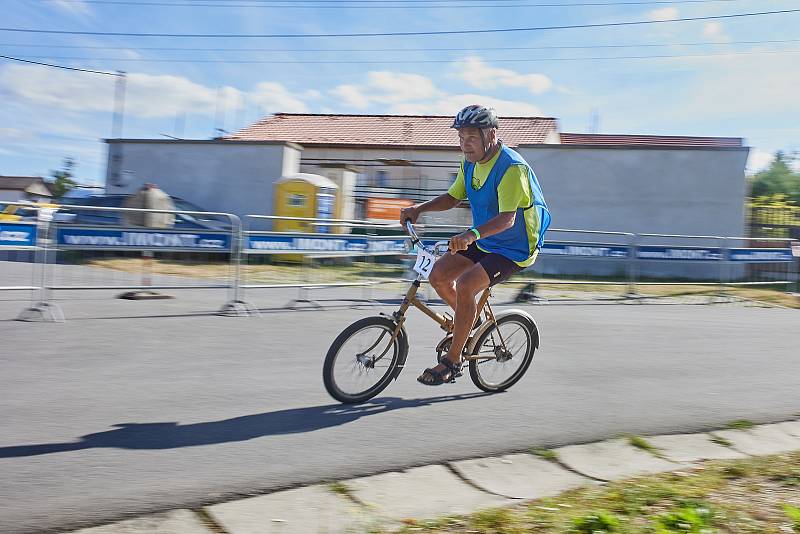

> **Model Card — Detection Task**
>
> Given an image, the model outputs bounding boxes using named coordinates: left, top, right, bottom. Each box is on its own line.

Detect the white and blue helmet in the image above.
left=451, top=104, right=499, bottom=129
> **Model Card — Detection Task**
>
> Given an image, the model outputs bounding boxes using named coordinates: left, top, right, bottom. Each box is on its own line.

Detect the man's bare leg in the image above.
left=444, top=265, right=490, bottom=364
left=419, top=263, right=490, bottom=384
left=428, top=252, right=474, bottom=310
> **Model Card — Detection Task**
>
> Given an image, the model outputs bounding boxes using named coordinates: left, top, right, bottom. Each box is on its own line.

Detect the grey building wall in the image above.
left=517, top=144, right=750, bottom=279
left=0, top=190, right=26, bottom=203
left=101, top=139, right=752, bottom=280
left=105, top=140, right=301, bottom=221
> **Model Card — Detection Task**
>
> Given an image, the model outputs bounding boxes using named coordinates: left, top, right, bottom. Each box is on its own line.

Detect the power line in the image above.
left=2, top=8, right=798, bottom=38
left=6, top=49, right=798, bottom=64
left=0, top=54, right=119, bottom=75
left=28, top=0, right=752, bottom=4
left=27, top=0, right=754, bottom=8
left=1, top=38, right=797, bottom=52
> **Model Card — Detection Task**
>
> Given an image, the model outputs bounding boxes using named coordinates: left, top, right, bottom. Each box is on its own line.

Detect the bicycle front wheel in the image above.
left=323, top=316, right=408, bottom=404
left=468, top=313, right=537, bottom=392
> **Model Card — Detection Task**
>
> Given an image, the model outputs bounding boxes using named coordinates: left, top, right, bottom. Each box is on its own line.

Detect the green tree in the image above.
left=48, top=157, right=78, bottom=198
left=749, top=151, right=800, bottom=204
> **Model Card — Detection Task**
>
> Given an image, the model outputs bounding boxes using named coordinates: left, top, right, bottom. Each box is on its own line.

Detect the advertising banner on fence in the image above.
left=247, top=234, right=407, bottom=255
left=57, top=228, right=231, bottom=251
left=540, top=243, right=629, bottom=258
left=0, top=222, right=37, bottom=247
left=637, top=246, right=723, bottom=261
left=728, top=248, right=794, bottom=262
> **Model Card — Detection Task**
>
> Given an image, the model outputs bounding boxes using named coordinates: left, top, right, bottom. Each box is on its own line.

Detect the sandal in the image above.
left=417, top=359, right=463, bottom=386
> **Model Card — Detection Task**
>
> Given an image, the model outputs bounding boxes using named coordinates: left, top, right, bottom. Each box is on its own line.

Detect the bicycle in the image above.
left=323, top=221, right=541, bottom=404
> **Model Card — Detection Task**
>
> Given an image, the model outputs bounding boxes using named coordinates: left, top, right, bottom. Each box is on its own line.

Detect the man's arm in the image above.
left=449, top=211, right=515, bottom=253
left=400, top=193, right=460, bottom=225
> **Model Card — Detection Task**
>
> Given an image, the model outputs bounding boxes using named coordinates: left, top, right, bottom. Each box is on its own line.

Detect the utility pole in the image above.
left=111, top=70, right=127, bottom=139
left=589, top=107, right=600, bottom=134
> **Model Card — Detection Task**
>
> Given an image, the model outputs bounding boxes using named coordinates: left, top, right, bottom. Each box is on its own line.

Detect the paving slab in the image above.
left=554, top=438, right=687, bottom=481
left=712, top=423, right=800, bottom=456
left=65, top=510, right=212, bottom=534
left=205, top=485, right=370, bottom=534
left=450, top=453, right=592, bottom=500
left=644, top=432, right=748, bottom=462
left=347, top=464, right=511, bottom=522
left=776, top=420, right=800, bottom=439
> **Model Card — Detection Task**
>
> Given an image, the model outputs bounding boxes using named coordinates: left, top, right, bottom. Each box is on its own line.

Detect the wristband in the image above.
left=469, top=227, right=481, bottom=240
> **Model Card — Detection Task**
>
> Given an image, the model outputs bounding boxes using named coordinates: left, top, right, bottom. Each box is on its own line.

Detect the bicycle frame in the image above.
left=385, top=221, right=512, bottom=362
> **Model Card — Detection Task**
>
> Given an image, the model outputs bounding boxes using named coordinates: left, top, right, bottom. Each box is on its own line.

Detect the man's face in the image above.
left=458, top=127, right=495, bottom=163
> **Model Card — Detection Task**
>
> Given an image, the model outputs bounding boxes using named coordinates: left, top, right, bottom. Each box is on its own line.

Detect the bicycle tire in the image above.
left=468, top=312, right=538, bottom=392
left=323, top=316, right=408, bottom=404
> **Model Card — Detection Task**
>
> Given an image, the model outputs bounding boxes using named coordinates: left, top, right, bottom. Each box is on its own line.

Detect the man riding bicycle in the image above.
left=400, top=104, right=551, bottom=386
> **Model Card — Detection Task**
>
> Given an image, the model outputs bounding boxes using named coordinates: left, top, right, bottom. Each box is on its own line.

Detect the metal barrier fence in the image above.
left=2, top=207, right=798, bottom=321
left=2, top=204, right=244, bottom=320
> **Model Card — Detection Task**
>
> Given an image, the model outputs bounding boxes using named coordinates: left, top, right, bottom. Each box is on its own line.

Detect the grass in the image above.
left=382, top=451, right=800, bottom=534
left=726, top=419, right=756, bottom=431
left=531, top=448, right=559, bottom=462
left=328, top=481, right=353, bottom=498
left=709, top=435, right=734, bottom=448
left=783, top=504, right=800, bottom=532
left=627, top=435, right=663, bottom=458
left=78, top=257, right=800, bottom=307
left=84, top=257, right=406, bottom=284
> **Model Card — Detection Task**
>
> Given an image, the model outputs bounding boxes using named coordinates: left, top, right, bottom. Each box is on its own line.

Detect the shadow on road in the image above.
left=0, top=393, right=492, bottom=458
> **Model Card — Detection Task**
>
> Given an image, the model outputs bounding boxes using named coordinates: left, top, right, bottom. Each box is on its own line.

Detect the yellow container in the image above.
left=272, top=174, right=340, bottom=263
left=273, top=173, right=340, bottom=233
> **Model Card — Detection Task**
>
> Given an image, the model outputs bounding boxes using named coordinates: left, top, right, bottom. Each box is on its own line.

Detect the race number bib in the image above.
left=412, top=247, right=436, bottom=279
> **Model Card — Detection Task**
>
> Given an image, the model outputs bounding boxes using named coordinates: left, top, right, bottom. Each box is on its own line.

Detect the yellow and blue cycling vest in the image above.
left=462, top=145, right=551, bottom=264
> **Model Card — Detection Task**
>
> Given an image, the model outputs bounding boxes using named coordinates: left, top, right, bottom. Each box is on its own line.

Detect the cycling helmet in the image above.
left=451, top=104, right=499, bottom=129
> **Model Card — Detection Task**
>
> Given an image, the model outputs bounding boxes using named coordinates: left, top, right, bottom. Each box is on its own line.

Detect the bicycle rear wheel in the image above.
left=468, top=313, right=537, bottom=392
left=323, top=316, right=408, bottom=404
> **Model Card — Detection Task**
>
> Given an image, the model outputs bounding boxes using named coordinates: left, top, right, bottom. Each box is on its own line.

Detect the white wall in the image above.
left=105, top=141, right=300, bottom=220
left=0, top=191, right=25, bottom=203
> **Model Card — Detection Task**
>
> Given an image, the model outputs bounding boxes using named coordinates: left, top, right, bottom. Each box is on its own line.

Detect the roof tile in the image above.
left=226, top=113, right=559, bottom=148
left=559, top=133, right=743, bottom=148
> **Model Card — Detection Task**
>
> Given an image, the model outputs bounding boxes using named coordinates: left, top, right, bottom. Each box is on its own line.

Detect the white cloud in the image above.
left=248, top=82, right=308, bottom=113
left=0, top=127, right=34, bottom=140
left=680, top=54, right=798, bottom=117
left=365, top=71, right=441, bottom=102
left=49, top=0, right=92, bottom=15
left=0, top=65, right=312, bottom=118
left=391, top=94, right=544, bottom=117
left=0, top=65, right=238, bottom=117
left=647, top=7, right=679, bottom=21
left=126, top=74, right=242, bottom=118
left=330, top=84, right=371, bottom=109
left=328, top=67, right=545, bottom=116
left=702, top=22, right=731, bottom=42
left=331, top=71, right=441, bottom=109
left=455, top=57, right=552, bottom=95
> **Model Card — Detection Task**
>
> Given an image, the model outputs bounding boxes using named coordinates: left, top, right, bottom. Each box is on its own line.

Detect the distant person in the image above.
left=401, top=105, right=551, bottom=385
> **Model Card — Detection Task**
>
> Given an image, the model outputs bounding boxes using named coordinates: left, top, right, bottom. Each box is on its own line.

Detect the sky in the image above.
left=1, top=0, right=799, bottom=186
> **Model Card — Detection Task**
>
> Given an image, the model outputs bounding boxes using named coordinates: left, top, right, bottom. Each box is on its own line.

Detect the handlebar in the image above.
left=405, top=220, right=450, bottom=256
left=404, top=219, right=420, bottom=244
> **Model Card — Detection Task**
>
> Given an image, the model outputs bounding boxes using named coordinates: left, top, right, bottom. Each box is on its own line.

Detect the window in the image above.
left=377, top=170, right=388, bottom=187
left=288, top=194, right=306, bottom=208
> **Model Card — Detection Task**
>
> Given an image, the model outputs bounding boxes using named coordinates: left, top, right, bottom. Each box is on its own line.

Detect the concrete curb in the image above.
left=64, top=419, right=800, bottom=534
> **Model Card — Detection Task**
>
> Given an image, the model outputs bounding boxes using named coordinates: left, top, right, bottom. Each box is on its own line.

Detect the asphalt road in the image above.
left=1, top=289, right=798, bottom=533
